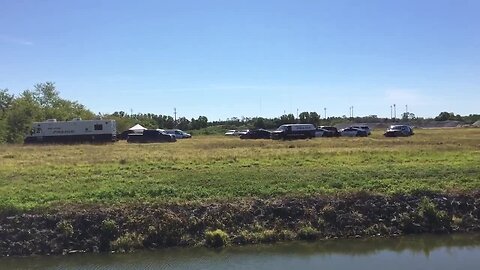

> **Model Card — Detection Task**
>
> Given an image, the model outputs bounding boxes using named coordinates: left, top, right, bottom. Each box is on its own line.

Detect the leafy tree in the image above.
left=190, top=116, right=208, bottom=130
left=299, top=112, right=310, bottom=124
left=434, top=112, right=462, bottom=121
left=402, top=112, right=416, bottom=121
left=0, top=89, right=14, bottom=115
left=253, top=117, right=266, bottom=129
left=5, top=91, right=42, bottom=143
left=33, top=82, right=59, bottom=108
left=177, top=117, right=190, bottom=130
left=279, top=114, right=295, bottom=124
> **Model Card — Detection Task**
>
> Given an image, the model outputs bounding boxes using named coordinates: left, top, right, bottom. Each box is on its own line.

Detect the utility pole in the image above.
left=390, top=105, right=393, bottom=119
left=324, top=107, right=327, bottom=119
left=296, top=108, right=299, bottom=119
left=393, top=104, right=396, bottom=120
left=174, top=107, right=177, bottom=122
left=405, top=104, right=408, bottom=114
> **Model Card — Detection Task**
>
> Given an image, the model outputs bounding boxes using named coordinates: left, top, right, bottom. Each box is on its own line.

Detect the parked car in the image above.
left=225, top=130, right=237, bottom=136
left=340, top=127, right=368, bottom=137
left=225, top=130, right=248, bottom=136
left=314, top=128, right=338, bottom=137
left=384, top=125, right=414, bottom=137
left=317, top=126, right=340, bottom=137
left=165, top=129, right=192, bottom=139
left=350, top=125, right=371, bottom=135
left=271, top=124, right=316, bottom=140
left=118, top=130, right=135, bottom=140
left=127, top=129, right=176, bottom=143
left=240, top=129, right=271, bottom=139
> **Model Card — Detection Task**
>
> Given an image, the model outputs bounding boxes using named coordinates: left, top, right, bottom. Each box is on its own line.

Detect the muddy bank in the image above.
left=1, top=191, right=480, bottom=256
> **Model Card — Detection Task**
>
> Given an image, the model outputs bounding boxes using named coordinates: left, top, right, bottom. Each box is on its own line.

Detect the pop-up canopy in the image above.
left=128, top=124, right=147, bottom=132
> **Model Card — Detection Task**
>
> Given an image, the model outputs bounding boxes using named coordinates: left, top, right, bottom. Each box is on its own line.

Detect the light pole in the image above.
left=324, top=107, right=327, bottom=119
left=393, top=104, right=396, bottom=120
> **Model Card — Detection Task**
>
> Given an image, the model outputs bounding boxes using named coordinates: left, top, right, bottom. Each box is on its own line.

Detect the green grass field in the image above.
left=0, top=128, right=479, bottom=210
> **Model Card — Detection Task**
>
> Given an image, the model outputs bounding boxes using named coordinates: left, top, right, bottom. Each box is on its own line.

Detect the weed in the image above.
left=111, top=232, right=145, bottom=252
left=205, top=229, right=229, bottom=248
left=418, top=197, right=451, bottom=231
left=101, top=219, right=118, bottom=237
left=297, top=226, right=320, bottom=240
left=56, top=220, right=74, bottom=238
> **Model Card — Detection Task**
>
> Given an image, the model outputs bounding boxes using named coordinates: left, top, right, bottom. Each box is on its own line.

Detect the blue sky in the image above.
left=1, top=0, right=479, bottom=120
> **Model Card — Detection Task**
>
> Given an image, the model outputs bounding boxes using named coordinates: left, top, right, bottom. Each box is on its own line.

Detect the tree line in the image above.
left=1, top=82, right=479, bottom=143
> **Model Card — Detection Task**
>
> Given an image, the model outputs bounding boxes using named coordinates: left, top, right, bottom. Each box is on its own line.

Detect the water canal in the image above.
left=3, top=233, right=480, bottom=270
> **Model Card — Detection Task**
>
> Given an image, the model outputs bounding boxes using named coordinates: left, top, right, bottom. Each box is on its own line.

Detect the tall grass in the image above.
left=0, top=128, right=479, bottom=210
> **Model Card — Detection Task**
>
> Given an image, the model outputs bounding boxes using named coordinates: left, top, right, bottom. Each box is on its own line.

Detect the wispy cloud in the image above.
left=0, top=35, right=33, bottom=46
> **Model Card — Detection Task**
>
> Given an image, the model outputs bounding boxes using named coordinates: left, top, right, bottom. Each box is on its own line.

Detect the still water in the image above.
left=2, top=234, right=480, bottom=270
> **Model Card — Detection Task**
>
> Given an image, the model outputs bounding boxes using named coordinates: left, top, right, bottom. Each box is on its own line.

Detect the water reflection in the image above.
left=2, top=233, right=480, bottom=270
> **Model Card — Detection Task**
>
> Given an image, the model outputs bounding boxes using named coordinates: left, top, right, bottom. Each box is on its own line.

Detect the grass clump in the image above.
left=111, top=232, right=145, bottom=252
left=56, top=220, right=74, bottom=238
left=205, top=229, right=229, bottom=248
left=101, top=219, right=118, bottom=238
left=297, top=226, right=320, bottom=240
left=418, top=197, right=451, bottom=231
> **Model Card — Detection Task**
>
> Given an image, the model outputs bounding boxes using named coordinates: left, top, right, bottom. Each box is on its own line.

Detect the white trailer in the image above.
left=24, top=118, right=117, bottom=144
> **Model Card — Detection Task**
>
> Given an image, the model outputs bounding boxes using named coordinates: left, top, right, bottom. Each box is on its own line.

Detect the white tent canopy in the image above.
left=129, top=124, right=147, bottom=132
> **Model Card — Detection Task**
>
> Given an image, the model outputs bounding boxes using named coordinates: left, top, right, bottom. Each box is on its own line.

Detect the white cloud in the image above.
left=0, top=35, right=33, bottom=46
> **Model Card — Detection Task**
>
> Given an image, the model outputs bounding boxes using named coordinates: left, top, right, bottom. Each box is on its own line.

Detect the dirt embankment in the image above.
left=1, top=191, right=480, bottom=256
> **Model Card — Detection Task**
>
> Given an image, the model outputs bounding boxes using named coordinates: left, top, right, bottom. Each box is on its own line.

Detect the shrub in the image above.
left=101, top=219, right=118, bottom=238
left=56, top=220, right=74, bottom=238
left=418, top=197, right=451, bottom=231
left=297, top=226, right=320, bottom=240
left=205, top=229, right=229, bottom=248
left=111, top=232, right=145, bottom=252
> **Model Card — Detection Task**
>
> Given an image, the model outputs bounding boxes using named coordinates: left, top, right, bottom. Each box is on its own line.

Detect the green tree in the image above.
left=434, top=112, right=462, bottom=121
left=5, top=91, right=43, bottom=143
left=177, top=117, right=190, bottom=130
left=402, top=112, right=416, bottom=121
left=0, top=89, right=14, bottom=115
left=190, top=116, right=208, bottom=130
left=299, top=112, right=310, bottom=124
left=309, top=112, right=320, bottom=125
left=253, top=117, right=266, bottom=129
left=279, top=114, right=295, bottom=124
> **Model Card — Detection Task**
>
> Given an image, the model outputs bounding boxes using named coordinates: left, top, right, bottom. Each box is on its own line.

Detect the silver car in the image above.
left=165, top=129, right=192, bottom=139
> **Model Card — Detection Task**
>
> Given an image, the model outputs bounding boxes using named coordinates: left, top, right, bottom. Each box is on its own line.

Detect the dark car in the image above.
left=240, top=129, right=271, bottom=139
left=127, top=129, right=176, bottom=143
left=340, top=127, right=368, bottom=137
left=318, top=126, right=340, bottom=137
left=118, top=130, right=136, bottom=140
left=384, top=125, right=414, bottom=137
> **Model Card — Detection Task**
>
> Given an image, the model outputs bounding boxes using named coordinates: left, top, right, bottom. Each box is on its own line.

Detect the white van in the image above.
left=271, top=124, right=316, bottom=140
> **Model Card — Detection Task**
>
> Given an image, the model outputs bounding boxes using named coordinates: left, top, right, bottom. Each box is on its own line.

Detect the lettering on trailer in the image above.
left=52, top=130, right=75, bottom=134
left=295, top=126, right=314, bottom=130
